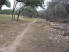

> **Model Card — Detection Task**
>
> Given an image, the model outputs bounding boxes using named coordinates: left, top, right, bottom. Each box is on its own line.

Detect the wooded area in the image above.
left=0, top=0, right=69, bottom=52
left=0, top=0, right=69, bottom=22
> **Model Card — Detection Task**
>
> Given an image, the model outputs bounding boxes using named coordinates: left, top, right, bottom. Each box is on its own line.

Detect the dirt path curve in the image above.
left=1, top=19, right=37, bottom=52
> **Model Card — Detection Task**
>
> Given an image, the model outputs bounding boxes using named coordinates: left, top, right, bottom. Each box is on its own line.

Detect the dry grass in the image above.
left=15, top=19, right=69, bottom=52
left=0, top=15, right=34, bottom=48
left=15, top=19, right=56, bottom=52
left=0, top=15, right=69, bottom=52
left=0, top=22, right=27, bottom=47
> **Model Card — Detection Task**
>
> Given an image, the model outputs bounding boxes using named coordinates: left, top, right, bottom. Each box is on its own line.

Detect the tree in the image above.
left=17, top=0, right=44, bottom=7
left=21, top=6, right=39, bottom=18
left=0, top=9, right=12, bottom=14
left=12, top=0, right=44, bottom=21
left=41, top=0, right=69, bottom=21
left=0, top=0, right=11, bottom=10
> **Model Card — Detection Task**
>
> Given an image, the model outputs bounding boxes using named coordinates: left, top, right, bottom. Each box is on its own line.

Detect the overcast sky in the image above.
left=2, top=0, right=50, bottom=10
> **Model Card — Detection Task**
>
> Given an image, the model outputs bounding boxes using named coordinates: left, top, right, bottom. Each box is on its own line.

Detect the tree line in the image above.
left=0, top=0, right=69, bottom=22
left=12, top=0, right=44, bottom=21
left=40, top=0, right=69, bottom=22
left=0, top=9, right=12, bottom=15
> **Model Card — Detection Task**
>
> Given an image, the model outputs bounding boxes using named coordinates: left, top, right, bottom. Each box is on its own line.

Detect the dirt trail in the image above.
left=1, top=19, right=37, bottom=52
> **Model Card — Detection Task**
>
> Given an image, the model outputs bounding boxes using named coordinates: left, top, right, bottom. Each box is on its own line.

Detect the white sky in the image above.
left=2, top=0, right=50, bottom=10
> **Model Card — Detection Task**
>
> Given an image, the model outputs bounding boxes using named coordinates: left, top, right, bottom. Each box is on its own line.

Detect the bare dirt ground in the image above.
left=0, top=18, right=69, bottom=52
left=15, top=19, right=69, bottom=52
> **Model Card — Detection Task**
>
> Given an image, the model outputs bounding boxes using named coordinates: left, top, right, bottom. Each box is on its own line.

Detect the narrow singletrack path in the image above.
left=1, top=19, right=37, bottom=52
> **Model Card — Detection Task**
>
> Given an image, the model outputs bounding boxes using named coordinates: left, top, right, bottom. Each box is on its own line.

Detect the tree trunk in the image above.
left=17, top=14, right=19, bottom=21
left=17, top=11, right=21, bottom=21
left=12, top=0, right=18, bottom=20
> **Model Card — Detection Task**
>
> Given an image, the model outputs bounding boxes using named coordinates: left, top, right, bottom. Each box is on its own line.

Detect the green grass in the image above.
left=0, top=14, right=34, bottom=22
left=19, top=17, right=35, bottom=22
left=0, top=14, right=12, bottom=21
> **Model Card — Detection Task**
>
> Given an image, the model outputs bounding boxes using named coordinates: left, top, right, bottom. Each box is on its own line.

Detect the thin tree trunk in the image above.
left=17, top=11, right=21, bottom=21
left=12, top=0, right=18, bottom=20
left=16, top=5, right=25, bottom=21
left=17, top=14, right=19, bottom=21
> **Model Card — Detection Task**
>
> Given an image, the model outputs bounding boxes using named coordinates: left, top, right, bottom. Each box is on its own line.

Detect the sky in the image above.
left=2, top=0, right=51, bottom=10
